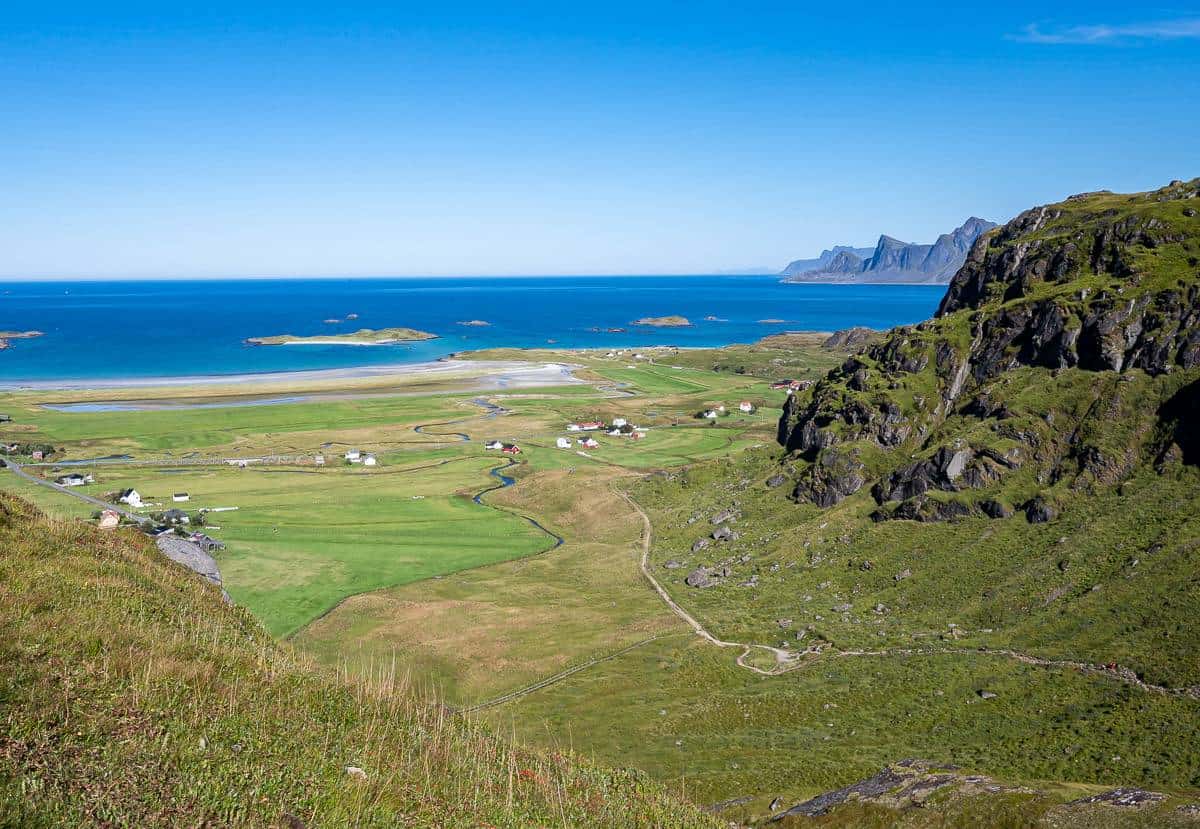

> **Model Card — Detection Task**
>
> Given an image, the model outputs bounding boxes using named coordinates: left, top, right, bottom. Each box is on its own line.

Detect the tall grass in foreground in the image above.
left=0, top=493, right=718, bottom=828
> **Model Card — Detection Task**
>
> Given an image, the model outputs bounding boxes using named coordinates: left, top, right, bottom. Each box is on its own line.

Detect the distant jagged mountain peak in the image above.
left=781, top=217, right=997, bottom=284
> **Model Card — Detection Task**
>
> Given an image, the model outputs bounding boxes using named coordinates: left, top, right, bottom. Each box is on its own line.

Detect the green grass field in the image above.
left=7, top=332, right=1196, bottom=826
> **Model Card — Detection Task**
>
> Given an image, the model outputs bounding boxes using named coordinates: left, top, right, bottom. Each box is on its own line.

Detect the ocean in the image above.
left=0, top=276, right=944, bottom=383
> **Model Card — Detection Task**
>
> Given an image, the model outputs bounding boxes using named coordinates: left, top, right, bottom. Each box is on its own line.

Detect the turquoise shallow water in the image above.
left=0, top=276, right=944, bottom=382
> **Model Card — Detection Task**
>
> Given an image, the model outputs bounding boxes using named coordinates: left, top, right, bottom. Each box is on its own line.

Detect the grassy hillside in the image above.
left=0, top=493, right=718, bottom=828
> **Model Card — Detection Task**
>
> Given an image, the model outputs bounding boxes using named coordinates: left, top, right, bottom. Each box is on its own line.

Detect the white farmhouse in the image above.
left=118, top=489, right=143, bottom=508
left=344, top=449, right=361, bottom=461
left=172, top=492, right=190, bottom=502
left=485, top=440, right=505, bottom=450
left=363, top=454, right=377, bottom=467
left=555, top=437, right=572, bottom=449
left=612, top=417, right=628, bottom=427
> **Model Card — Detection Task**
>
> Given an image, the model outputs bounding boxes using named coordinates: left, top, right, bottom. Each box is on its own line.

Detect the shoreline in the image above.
left=0, top=331, right=837, bottom=392
left=0, top=358, right=582, bottom=392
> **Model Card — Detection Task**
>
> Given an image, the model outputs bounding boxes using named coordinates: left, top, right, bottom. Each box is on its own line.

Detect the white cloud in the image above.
left=1013, top=18, right=1200, bottom=44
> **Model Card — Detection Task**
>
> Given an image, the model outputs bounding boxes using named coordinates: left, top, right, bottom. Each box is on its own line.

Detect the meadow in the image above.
left=6, top=335, right=1196, bottom=825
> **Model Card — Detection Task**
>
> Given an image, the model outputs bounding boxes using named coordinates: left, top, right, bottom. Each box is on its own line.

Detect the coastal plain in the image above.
left=5, top=295, right=1200, bottom=826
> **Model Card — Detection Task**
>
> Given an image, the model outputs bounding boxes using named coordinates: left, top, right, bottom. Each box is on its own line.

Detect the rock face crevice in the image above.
left=776, top=179, right=1200, bottom=517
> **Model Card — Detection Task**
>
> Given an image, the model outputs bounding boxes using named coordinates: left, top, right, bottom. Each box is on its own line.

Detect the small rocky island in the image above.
left=0, top=330, right=43, bottom=350
left=246, top=327, right=437, bottom=346
left=456, top=319, right=490, bottom=327
left=632, top=315, right=691, bottom=327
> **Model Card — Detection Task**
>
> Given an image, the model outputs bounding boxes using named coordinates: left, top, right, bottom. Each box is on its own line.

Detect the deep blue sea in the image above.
left=0, top=277, right=944, bottom=383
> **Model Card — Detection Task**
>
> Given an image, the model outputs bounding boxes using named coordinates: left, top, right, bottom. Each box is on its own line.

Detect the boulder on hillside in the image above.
left=1024, top=496, right=1058, bottom=524
left=792, top=449, right=866, bottom=507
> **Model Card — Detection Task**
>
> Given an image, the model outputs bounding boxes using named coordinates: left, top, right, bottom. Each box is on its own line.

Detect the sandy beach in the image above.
left=0, top=359, right=582, bottom=392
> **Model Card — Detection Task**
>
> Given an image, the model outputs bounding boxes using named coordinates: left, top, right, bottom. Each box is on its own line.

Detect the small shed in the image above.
left=173, top=492, right=190, bottom=502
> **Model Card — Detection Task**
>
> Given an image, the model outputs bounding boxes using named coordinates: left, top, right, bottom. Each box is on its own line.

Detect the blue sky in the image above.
left=1, top=2, right=1197, bottom=278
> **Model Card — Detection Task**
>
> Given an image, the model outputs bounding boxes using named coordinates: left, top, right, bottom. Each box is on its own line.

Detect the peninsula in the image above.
left=245, top=327, right=437, bottom=346
left=0, top=330, right=43, bottom=351
left=631, top=315, right=691, bottom=327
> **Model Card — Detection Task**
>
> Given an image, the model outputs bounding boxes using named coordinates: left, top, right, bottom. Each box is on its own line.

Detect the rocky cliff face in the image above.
left=780, top=245, right=875, bottom=278
left=777, top=179, right=1200, bottom=515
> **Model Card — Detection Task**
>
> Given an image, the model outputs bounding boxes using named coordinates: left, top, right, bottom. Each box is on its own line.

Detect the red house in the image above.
left=502, top=444, right=521, bottom=455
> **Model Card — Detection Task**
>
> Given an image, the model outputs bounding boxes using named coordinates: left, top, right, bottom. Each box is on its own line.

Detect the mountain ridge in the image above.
left=781, top=217, right=998, bottom=284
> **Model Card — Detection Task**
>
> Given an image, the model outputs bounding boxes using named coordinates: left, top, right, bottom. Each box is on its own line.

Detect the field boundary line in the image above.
left=453, top=633, right=684, bottom=714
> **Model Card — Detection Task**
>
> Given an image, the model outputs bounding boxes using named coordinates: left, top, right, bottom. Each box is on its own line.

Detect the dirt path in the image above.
left=822, top=644, right=1200, bottom=698
left=617, top=491, right=800, bottom=676
left=616, top=490, right=1200, bottom=696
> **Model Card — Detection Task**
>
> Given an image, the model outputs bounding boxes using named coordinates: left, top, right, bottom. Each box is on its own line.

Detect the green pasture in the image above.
left=5, top=394, right=469, bottom=454
left=41, top=452, right=554, bottom=638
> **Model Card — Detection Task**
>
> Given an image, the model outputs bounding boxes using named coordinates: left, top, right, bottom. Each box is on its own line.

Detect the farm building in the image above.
left=163, top=509, right=190, bottom=525
left=173, top=492, right=190, bottom=502
left=555, top=437, right=571, bottom=449
left=703, top=410, right=719, bottom=419
left=501, top=444, right=521, bottom=455
left=56, top=473, right=94, bottom=487
left=579, top=437, right=599, bottom=449
left=190, top=533, right=226, bottom=552
left=97, top=509, right=120, bottom=530
left=612, top=417, right=628, bottom=427
left=363, top=454, right=377, bottom=466
left=344, top=449, right=361, bottom=461
left=117, top=489, right=143, bottom=508
left=314, top=455, right=325, bottom=466
left=739, top=401, right=754, bottom=413
left=484, top=440, right=505, bottom=450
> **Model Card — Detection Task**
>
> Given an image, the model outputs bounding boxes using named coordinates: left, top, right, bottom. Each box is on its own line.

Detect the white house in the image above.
left=344, top=449, right=361, bottom=461
left=172, top=492, right=190, bottom=502
left=555, top=437, right=572, bottom=449
left=118, top=489, right=143, bottom=508
left=703, top=410, right=719, bottom=420
left=565, top=423, right=582, bottom=432
left=56, top=473, right=93, bottom=487
left=612, top=417, right=628, bottom=427
left=606, top=428, right=623, bottom=436
left=484, top=440, right=505, bottom=450
left=314, top=455, right=325, bottom=466
left=363, top=454, right=377, bottom=467
left=739, top=401, right=754, bottom=413
left=717, top=404, right=726, bottom=413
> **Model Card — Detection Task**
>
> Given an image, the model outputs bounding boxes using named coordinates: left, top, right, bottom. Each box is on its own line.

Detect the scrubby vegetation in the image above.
left=0, top=494, right=717, bottom=827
